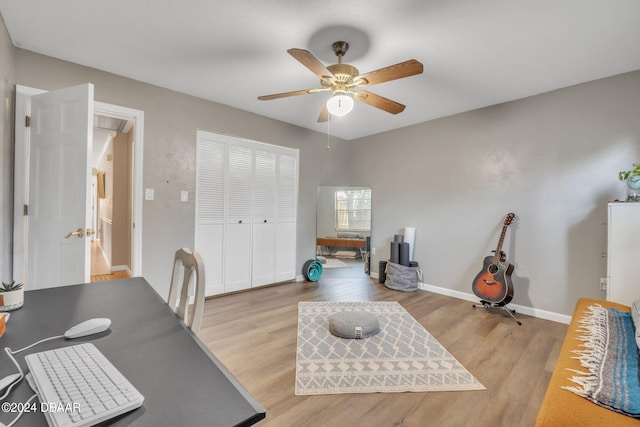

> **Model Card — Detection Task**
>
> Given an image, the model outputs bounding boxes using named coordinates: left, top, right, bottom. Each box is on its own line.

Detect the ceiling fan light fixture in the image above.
left=326, top=94, right=354, bottom=117
left=259, top=41, right=423, bottom=123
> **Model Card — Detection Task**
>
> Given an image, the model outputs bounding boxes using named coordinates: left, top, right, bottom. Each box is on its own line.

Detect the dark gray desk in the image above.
left=0, top=277, right=266, bottom=426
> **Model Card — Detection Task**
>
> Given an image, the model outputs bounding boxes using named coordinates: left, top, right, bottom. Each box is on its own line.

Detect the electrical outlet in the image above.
left=371, top=247, right=376, bottom=255
left=600, top=277, right=608, bottom=291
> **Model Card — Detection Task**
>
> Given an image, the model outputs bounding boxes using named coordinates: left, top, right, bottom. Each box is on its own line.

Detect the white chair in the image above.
left=168, top=248, right=206, bottom=333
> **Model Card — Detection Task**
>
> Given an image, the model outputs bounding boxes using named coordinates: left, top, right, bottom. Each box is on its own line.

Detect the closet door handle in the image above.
left=264, top=219, right=267, bottom=223
left=238, top=220, right=242, bottom=224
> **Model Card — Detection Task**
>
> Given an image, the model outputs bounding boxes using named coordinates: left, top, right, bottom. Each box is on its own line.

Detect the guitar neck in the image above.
left=491, top=224, right=510, bottom=264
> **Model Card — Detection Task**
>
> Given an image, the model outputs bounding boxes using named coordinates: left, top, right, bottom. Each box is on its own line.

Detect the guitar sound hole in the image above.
left=488, top=264, right=499, bottom=274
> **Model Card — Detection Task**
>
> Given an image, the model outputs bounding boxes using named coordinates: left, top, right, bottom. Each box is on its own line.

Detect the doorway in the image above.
left=90, top=115, right=135, bottom=282
left=12, top=85, right=144, bottom=287
left=316, top=186, right=372, bottom=277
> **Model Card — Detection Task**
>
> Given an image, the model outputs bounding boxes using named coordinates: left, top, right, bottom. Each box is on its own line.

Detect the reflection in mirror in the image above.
left=316, top=186, right=371, bottom=273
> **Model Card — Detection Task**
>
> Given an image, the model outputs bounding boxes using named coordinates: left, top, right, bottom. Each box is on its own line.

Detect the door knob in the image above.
left=86, top=228, right=96, bottom=236
left=65, top=228, right=84, bottom=239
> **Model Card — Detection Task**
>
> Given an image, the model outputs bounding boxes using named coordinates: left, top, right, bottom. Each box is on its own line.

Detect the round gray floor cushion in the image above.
left=328, top=311, right=380, bottom=339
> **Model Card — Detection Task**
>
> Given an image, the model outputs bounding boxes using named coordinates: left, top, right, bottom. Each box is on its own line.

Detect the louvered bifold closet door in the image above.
left=275, top=151, right=298, bottom=282
left=225, top=144, right=254, bottom=292
left=196, top=130, right=299, bottom=296
left=252, top=149, right=277, bottom=287
left=195, top=131, right=226, bottom=296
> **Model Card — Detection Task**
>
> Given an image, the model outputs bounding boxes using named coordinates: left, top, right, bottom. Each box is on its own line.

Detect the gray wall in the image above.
left=7, top=38, right=640, bottom=316
left=0, top=15, right=15, bottom=284
left=349, top=70, right=640, bottom=315
left=15, top=49, right=351, bottom=298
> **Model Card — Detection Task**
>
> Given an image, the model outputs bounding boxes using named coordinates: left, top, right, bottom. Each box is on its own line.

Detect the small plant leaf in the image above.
left=0, top=281, right=24, bottom=292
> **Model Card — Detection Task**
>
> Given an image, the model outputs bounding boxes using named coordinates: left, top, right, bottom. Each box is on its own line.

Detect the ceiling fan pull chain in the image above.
left=325, top=119, right=332, bottom=176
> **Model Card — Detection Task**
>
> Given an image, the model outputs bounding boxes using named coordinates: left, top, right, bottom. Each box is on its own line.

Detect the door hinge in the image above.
left=23, top=204, right=28, bottom=216
left=25, top=116, right=30, bottom=127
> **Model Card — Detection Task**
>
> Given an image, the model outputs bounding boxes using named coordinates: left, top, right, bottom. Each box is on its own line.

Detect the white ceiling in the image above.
left=2, top=0, right=639, bottom=140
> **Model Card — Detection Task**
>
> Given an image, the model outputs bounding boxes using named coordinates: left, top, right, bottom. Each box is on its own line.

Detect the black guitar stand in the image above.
left=472, top=300, right=522, bottom=325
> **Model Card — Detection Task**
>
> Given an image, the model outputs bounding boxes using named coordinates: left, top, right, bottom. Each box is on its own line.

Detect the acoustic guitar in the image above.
left=472, top=213, right=515, bottom=305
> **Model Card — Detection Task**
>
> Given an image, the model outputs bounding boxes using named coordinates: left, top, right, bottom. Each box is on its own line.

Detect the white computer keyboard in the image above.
left=24, top=343, right=144, bottom=427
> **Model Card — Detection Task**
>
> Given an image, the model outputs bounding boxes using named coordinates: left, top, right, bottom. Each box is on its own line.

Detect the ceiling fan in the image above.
left=258, top=41, right=424, bottom=122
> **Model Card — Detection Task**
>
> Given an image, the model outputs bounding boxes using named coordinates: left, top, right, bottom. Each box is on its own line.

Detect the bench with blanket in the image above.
left=536, top=298, right=640, bottom=426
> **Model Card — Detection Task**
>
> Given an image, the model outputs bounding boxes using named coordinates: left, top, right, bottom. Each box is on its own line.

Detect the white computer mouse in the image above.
left=64, top=318, right=112, bottom=339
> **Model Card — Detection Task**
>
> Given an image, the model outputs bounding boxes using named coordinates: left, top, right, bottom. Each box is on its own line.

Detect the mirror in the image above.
left=316, top=186, right=372, bottom=272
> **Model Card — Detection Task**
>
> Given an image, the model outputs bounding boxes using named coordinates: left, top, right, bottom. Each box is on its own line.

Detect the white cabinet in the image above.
left=195, top=130, right=298, bottom=296
left=607, top=203, right=640, bottom=304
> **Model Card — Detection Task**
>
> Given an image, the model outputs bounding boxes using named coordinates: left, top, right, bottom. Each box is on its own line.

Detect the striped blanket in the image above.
left=563, top=305, right=640, bottom=418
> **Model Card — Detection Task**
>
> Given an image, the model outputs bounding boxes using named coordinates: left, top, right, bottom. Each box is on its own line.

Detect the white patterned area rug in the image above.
left=296, top=301, right=485, bottom=395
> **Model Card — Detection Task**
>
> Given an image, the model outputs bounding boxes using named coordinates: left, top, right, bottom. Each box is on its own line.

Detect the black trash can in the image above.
left=379, top=260, right=388, bottom=284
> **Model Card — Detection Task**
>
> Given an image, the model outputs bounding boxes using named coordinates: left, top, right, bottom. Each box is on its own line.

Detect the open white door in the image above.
left=27, top=84, right=94, bottom=289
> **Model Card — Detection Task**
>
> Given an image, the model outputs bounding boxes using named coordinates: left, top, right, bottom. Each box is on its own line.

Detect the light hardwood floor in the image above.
left=200, top=259, right=568, bottom=427
left=91, top=270, right=130, bottom=282
left=90, top=241, right=130, bottom=282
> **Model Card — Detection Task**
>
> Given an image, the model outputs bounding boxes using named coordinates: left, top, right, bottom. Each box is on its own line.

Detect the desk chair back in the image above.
left=168, top=248, right=206, bottom=333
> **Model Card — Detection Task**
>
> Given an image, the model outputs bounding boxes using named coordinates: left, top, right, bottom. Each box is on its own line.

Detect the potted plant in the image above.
left=619, top=162, right=640, bottom=201
left=0, top=281, right=24, bottom=311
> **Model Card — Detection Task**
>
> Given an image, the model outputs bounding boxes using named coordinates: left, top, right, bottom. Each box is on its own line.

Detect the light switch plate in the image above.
left=600, top=277, right=607, bottom=291
left=145, top=188, right=154, bottom=200
left=181, top=191, right=188, bottom=202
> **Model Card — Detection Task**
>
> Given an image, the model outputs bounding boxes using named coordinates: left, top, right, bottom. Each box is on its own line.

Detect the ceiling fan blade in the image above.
left=258, top=87, right=328, bottom=101
left=357, top=59, right=423, bottom=86
left=353, top=90, right=406, bottom=114
left=288, top=48, right=335, bottom=82
left=317, top=103, right=331, bottom=122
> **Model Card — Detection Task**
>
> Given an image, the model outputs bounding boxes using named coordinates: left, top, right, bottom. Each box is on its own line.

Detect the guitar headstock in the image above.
left=504, top=212, right=515, bottom=226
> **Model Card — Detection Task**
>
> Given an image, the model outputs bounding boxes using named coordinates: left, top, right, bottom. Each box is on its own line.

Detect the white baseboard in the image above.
left=304, top=268, right=571, bottom=324
left=418, top=282, right=571, bottom=324
left=111, top=265, right=132, bottom=275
